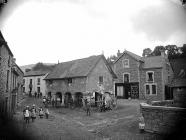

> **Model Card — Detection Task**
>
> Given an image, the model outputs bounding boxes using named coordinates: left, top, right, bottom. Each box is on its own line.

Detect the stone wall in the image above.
left=46, top=77, right=87, bottom=95
left=0, top=43, right=14, bottom=115
left=173, top=89, right=186, bottom=107
left=140, top=103, right=186, bottom=134
left=114, top=53, right=140, bottom=83
left=139, top=68, right=164, bottom=101
left=86, top=58, right=114, bottom=93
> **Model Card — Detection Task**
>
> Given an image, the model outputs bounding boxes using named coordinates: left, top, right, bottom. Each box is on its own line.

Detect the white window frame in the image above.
left=145, top=83, right=157, bottom=95
left=122, top=59, right=129, bottom=68
left=37, top=78, right=40, bottom=85
left=146, top=71, right=154, bottom=83
left=123, top=73, right=130, bottom=83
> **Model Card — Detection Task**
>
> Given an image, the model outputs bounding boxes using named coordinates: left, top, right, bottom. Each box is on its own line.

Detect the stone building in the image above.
left=23, top=70, right=49, bottom=97
left=44, top=55, right=117, bottom=107
left=170, top=58, right=186, bottom=106
left=113, top=50, right=173, bottom=101
left=0, top=31, right=23, bottom=116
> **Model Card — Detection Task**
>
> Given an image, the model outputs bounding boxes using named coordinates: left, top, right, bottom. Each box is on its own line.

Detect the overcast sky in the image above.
left=0, top=0, right=186, bottom=66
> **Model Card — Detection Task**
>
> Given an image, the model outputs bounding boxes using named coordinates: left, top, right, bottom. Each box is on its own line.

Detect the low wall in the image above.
left=140, top=103, right=186, bottom=134
left=151, top=100, right=174, bottom=107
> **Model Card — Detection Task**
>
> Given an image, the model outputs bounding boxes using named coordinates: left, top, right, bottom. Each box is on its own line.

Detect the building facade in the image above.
left=113, top=50, right=173, bottom=101
left=0, top=31, right=23, bottom=117
left=23, top=71, right=49, bottom=97
left=44, top=55, right=117, bottom=107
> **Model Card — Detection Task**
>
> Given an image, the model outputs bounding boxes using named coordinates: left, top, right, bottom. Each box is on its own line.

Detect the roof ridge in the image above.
left=58, top=55, right=102, bottom=65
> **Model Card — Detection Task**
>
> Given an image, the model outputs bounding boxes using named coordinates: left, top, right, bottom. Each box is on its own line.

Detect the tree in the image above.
left=32, top=62, right=55, bottom=71
left=142, top=48, right=152, bottom=57
left=165, top=45, right=180, bottom=59
left=151, top=46, right=165, bottom=56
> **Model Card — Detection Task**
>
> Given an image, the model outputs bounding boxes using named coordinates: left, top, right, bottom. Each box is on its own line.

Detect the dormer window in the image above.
left=123, top=59, right=129, bottom=68
left=146, top=71, right=154, bottom=82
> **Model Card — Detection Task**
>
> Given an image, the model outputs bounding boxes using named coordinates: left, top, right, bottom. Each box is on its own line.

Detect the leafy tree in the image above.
left=165, top=45, right=180, bottom=59
left=151, top=46, right=165, bottom=56
left=142, top=48, right=152, bottom=57
left=32, top=62, right=55, bottom=71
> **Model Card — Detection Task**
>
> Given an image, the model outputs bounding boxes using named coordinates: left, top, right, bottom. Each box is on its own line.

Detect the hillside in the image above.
left=20, top=63, right=56, bottom=73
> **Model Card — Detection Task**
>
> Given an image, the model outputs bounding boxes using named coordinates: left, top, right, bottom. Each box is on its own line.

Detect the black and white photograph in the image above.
left=0, top=0, right=186, bottom=139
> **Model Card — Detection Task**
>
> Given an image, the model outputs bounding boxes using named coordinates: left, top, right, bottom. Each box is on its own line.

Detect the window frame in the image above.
left=145, top=83, right=157, bottom=95
left=99, top=76, right=104, bottom=86
left=122, top=59, right=129, bottom=68
left=123, top=73, right=130, bottom=83
left=146, top=71, right=154, bottom=83
left=37, top=78, right=40, bottom=85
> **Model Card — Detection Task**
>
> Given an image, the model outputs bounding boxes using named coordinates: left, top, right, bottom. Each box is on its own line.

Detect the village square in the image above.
left=0, top=0, right=186, bottom=140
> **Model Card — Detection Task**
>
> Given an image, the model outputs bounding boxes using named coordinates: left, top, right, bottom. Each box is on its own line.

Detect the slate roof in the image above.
left=170, top=58, right=186, bottom=87
left=114, top=50, right=165, bottom=69
left=45, top=55, right=117, bottom=80
left=142, top=56, right=164, bottom=69
left=24, top=70, right=49, bottom=77
left=114, top=50, right=143, bottom=63
left=170, top=58, right=186, bottom=79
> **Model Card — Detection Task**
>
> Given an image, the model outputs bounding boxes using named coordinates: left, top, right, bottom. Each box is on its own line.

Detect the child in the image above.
left=45, top=108, right=49, bottom=119
left=39, top=107, right=44, bottom=118
left=25, top=106, right=30, bottom=124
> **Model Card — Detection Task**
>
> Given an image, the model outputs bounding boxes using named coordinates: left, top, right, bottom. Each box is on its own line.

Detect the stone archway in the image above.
left=64, top=92, right=73, bottom=107
left=56, top=92, right=62, bottom=107
left=75, top=92, right=83, bottom=107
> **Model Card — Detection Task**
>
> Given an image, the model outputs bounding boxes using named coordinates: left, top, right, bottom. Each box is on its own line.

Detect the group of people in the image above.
left=23, top=104, right=49, bottom=124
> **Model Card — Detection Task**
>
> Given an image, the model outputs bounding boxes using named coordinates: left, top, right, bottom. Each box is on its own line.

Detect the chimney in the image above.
left=160, top=49, right=165, bottom=58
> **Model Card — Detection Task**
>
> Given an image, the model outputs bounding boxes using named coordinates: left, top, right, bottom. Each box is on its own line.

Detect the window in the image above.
left=123, top=73, right=130, bottom=83
left=68, top=78, right=72, bottom=84
left=146, top=71, right=154, bottom=82
left=30, top=79, right=32, bottom=84
left=99, top=76, right=103, bottom=85
left=6, top=70, right=9, bottom=92
left=37, top=78, right=40, bottom=85
left=123, top=59, right=129, bottom=68
left=145, top=84, right=157, bottom=95
left=37, top=87, right=40, bottom=93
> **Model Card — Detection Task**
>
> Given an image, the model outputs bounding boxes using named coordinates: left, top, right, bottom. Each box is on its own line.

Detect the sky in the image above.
left=0, top=0, right=186, bottom=66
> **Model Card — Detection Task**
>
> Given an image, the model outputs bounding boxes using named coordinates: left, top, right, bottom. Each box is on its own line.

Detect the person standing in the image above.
left=40, top=92, right=42, bottom=98
left=85, top=98, right=91, bottom=116
left=31, top=104, right=37, bottom=122
left=45, top=108, right=49, bottom=119
left=25, top=106, right=30, bottom=124
left=39, top=107, right=44, bottom=118
left=34, top=92, right=37, bottom=98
